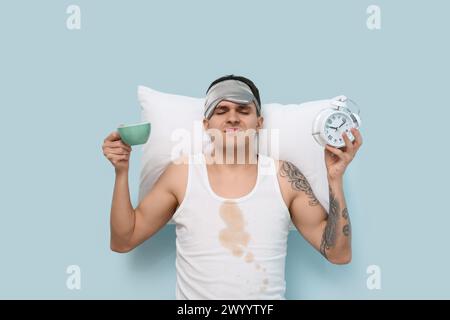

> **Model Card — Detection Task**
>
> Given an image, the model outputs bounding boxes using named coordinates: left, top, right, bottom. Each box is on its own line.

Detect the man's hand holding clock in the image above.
left=324, top=127, right=363, bottom=181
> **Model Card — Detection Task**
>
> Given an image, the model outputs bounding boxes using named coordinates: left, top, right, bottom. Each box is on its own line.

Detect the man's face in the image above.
left=203, top=100, right=264, bottom=150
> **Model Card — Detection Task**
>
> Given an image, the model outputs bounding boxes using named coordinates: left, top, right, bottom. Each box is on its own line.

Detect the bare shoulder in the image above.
left=164, top=154, right=189, bottom=173
left=274, top=159, right=320, bottom=207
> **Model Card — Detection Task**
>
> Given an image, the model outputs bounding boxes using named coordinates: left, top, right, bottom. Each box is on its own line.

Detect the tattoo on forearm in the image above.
left=280, top=161, right=319, bottom=206
left=320, top=186, right=339, bottom=258
left=342, top=207, right=348, bottom=219
left=343, top=224, right=351, bottom=236
left=342, top=207, right=351, bottom=237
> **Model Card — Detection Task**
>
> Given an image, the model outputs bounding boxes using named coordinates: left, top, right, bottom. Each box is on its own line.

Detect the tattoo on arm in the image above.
left=342, top=207, right=351, bottom=237
left=320, top=188, right=352, bottom=258
left=319, top=186, right=339, bottom=258
left=342, top=208, right=348, bottom=219
left=342, top=224, right=351, bottom=236
left=280, top=161, right=319, bottom=206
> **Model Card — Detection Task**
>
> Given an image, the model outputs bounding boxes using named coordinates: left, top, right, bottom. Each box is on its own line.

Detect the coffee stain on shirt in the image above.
left=219, top=201, right=251, bottom=257
left=218, top=201, right=270, bottom=294
left=245, top=252, right=254, bottom=263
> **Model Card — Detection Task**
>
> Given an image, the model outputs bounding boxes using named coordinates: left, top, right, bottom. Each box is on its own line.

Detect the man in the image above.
left=102, top=74, right=363, bottom=299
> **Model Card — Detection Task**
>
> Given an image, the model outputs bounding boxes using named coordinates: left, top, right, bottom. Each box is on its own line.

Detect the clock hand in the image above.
left=338, top=119, right=347, bottom=129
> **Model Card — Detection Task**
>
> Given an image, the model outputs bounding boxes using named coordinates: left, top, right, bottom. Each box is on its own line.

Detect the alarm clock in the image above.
left=312, top=96, right=361, bottom=148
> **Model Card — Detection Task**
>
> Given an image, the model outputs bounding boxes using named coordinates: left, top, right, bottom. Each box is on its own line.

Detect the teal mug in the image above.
left=117, top=122, right=151, bottom=146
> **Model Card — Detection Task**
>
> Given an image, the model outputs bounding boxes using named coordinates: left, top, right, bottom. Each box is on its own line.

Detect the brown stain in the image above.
left=245, top=252, right=254, bottom=263
left=219, top=201, right=251, bottom=257
left=218, top=201, right=271, bottom=293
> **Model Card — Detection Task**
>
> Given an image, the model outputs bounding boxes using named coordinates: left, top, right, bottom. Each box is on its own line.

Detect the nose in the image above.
left=226, top=109, right=240, bottom=124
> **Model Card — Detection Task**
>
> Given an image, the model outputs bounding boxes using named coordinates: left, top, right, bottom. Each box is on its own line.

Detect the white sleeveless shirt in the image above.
left=172, top=153, right=291, bottom=300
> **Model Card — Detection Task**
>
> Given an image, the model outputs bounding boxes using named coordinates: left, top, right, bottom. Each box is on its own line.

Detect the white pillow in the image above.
left=137, top=85, right=343, bottom=228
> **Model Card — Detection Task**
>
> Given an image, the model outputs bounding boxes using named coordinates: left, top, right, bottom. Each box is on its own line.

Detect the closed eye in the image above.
left=215, top=106, right=251, bottom=114
left=238, top=106, right=251, bottom=114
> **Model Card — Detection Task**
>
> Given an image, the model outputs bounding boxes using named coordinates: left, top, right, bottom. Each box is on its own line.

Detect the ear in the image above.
left=256, top=116, right=264, bottom=132
left=203, top=118, right=209, bottom=131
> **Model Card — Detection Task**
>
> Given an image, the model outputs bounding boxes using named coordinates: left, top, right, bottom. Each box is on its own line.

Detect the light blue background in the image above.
left=1, top=0, right=449, bottom=299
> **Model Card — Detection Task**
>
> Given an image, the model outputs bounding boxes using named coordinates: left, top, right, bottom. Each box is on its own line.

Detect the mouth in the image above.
left=223, top=127, right=242, bottom=134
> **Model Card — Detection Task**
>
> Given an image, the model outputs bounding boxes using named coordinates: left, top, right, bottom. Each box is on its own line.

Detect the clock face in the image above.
left=324, top=112, right=354, bottom=146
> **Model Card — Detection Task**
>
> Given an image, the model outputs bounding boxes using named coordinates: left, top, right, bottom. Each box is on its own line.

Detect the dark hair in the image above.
left=206, top=74, right=261, bottom=107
